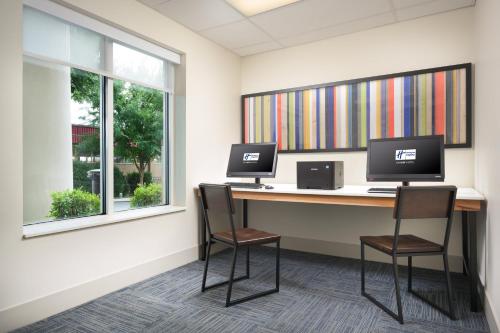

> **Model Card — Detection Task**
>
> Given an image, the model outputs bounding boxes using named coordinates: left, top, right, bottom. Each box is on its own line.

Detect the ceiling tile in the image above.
left=249, top=0, right=392, bottom=39
left=138, top=0, right=476, bottom=56
left=138, top=0, right=171, bottom=7
left=279, top=12, right=395, bottom=47
left=391, top=0, right=434, bottom=9
left=233, top=41, right=282, bottom=56
left=200, top=20, right=273, bottom=49
left=225, top=0, right=301, bottom=17
left=156, top=0, right=244, bottom=31
left=395, top=0, right=475, bottom=21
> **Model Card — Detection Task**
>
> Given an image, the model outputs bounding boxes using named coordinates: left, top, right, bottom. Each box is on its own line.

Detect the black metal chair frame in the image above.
left=360, top=186, right=457, bottom=324
left=199, top=183, right=280, bottom=307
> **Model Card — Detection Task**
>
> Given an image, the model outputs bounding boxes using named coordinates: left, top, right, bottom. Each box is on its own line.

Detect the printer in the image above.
left=297, top=161, right=344, bottom=190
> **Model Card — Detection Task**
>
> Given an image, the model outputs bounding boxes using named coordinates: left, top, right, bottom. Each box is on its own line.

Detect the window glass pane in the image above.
left=70, top=25, right=105, bottom=70
left=23, top=57, right=103, bottom=224
left=113, top=79, right=166, bottom=212
left=23, top=6, right=69, bottom=61
left=24, top=7, right=173, bottom=92
left=113, top=43, right=165, bottom=90
left=23, top=6, right=105, bottom=72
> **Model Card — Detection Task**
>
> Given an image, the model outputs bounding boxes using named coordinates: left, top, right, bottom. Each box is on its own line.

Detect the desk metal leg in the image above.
left=462, top=211, right=481, bottom=312
left=200, top=198, right=207, bottom=261
left=243, top=199, right=248, bottom=228
left=462, top=214, right=469, bottom=276
left=243, top=199, right=249, bottom=276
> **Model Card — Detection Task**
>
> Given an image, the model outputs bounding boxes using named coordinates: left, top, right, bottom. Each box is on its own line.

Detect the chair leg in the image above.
left=361, top=241, right=365, bottom=293
left=443, top=253, right=457, bottom=320
left=408, top=256, right=412, bottom=292
left=360, top=244, right=404, bottom=324
left=246, top=245, right=250, bottom=278
left=225, top=242, right=280, bottom=307
left=225, top=247, right=238, bottom=307
left=408, top=254, right=457, bottom=320
left=276, top=240, right=280, bottom=291
left=204, top=242, right=279, bottom=307
left=201, top=239, right=212, bottom=292
left=392, top=256, right=404, bottom=324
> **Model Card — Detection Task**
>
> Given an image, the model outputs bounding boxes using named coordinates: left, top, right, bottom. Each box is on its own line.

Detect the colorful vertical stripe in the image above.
left=243, top=67, right=468, bottom=151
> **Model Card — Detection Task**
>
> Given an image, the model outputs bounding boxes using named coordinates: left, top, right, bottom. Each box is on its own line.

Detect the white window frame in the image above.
left=22, top=1, right=185, bottom=238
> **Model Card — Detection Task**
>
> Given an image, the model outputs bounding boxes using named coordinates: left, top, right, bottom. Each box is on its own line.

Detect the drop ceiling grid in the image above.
left=138, top=0, right=476, bottom=56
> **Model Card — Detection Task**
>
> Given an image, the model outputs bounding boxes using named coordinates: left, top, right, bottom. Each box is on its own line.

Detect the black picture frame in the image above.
left=241, top=63, right=472, bottom=154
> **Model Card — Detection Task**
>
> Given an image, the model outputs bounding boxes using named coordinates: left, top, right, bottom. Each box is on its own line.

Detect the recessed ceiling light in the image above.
left=225, top=0, right=301, bottom=17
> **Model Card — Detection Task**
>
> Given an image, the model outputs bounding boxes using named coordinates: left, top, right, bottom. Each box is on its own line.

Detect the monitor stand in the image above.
left=224, top=178, right=264, bottom=189
left=367, top=181, right=410, bottom=194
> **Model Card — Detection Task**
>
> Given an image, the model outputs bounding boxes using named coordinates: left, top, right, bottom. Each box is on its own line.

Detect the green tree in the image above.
left=75, top=133, right=100, bottom=161
left=71, top=69, right=163, bottom=185
left=113, top=80, right=163, bottom=185
left=71, top=69, right=100, bottom=124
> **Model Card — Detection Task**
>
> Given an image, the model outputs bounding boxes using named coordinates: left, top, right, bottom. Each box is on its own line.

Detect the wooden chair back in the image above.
left=199, top=183, right=237, bottom=243
left=394, top=186, right=457, bottom=219
left=392, top=186, right=457, bottom=251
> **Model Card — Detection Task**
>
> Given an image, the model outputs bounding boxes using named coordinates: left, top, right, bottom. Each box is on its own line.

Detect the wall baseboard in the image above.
left=485, top=292, right=500, bottom=333
left=0, top=245, right=199, bottom=333
left=279, top=236, right=463, bottom=272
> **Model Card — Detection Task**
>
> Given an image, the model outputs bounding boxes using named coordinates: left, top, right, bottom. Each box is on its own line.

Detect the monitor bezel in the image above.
left=226, top=143, right=278, bottom=178
left=366, top=135, right=445, bottom=183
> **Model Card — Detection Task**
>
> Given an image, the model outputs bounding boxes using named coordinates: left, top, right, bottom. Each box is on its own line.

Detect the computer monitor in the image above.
left=366, top=135, right=444, bottom=186
left=226, top=143, right=278, bottom=184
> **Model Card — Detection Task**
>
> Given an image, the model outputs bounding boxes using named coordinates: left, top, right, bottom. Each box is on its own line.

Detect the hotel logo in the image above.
left=243, top=153, right=260, bottom=161
left=395, top=149, right=416, bottom=161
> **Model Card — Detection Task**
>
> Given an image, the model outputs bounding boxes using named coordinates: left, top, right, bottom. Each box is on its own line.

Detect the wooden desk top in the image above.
left=195, top=184, right=484, bottom=212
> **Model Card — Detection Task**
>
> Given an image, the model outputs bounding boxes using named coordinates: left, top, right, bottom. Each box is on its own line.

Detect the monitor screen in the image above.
left=226, top=143, right=277, bottom=178
left=366, top=135, right=444, bottom=182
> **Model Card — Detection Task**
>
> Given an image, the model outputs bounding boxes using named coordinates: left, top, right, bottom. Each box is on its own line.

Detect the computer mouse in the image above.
left=264, top=185, right=274, bottom=190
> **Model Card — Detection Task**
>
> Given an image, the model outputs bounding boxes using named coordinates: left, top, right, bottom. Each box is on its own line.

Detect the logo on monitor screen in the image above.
left=395, top=149, right=416, bottom=161
left=243, top=153, right=260, bottom=161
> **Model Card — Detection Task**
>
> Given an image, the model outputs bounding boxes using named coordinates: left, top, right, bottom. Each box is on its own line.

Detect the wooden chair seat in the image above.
left=360, top=234, right=443, bottom=254
left=199, top=184, right=280, bottom=307
left=214, top=228, right=281, bottom=246
left=360, top=186, right=458, bottom=323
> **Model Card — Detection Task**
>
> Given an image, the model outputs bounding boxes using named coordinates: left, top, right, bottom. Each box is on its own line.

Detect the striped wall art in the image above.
left=242, top=64, right=471, bottom=153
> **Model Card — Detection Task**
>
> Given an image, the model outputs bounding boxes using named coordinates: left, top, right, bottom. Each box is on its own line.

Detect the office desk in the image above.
left=196, top=184, right=485, bottom=312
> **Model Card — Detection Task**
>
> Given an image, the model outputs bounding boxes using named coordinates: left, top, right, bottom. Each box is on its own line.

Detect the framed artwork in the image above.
left=242, top=63, right=471, bottom=153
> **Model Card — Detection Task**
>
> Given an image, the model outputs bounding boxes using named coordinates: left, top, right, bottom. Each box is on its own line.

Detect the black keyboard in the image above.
left=225, top=182, right=263, bottom=189
left=367, top=187, right=397, bottom=194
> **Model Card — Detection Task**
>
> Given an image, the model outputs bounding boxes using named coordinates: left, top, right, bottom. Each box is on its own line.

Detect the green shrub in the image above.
left=73, top=160, right=99, bottom=192
left=126, top=171, right=152, bottom=193
left=126, top=172, right=140, bottom=193
left=114, top=167, right=129, bottom=197
left=130, top=183, right=162, bottom=208
left=48, top=188, right=100, bottom=219
left=73, top=160, right=129, bottom=197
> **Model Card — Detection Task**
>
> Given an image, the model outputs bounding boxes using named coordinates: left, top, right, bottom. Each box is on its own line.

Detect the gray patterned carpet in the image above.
left=15, top=247, right=489, bottom=333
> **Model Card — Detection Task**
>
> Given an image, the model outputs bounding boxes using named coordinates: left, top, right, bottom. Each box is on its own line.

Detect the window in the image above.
left=23, top=60, right=104, bottom=224
left=22, top=2, right=179, bottom=225
left=113, top=80, right=167, bottom=212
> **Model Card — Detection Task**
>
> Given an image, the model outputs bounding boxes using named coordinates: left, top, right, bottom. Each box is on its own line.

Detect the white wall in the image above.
left=474, top=0, right=500, bottom=331
left=0, top=0, right=240, bottom=331
left=1, top=1, right=495, bottom=331
left=241, top=8, right=475, bottom=270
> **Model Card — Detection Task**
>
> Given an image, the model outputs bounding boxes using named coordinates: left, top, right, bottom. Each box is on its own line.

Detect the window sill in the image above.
left=22, top=205, right=186, bottom=238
